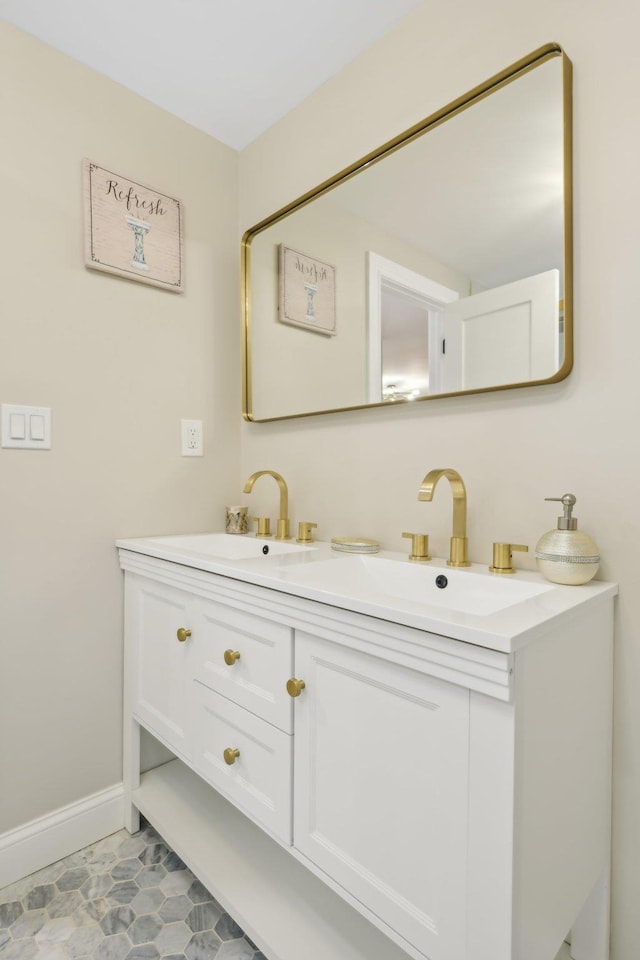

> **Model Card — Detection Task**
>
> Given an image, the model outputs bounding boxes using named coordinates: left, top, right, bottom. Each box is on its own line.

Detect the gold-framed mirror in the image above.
left=242, top=43, right=572, bottom=422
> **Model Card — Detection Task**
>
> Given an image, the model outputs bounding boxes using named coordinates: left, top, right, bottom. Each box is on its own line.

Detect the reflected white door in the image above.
left=438, top=269, right=560, bottom=392
left=367, top=252, right=459, bottom=401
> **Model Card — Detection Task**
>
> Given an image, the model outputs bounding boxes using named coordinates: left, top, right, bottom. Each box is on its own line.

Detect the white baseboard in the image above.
left=0, top=783, right=125, bottom=890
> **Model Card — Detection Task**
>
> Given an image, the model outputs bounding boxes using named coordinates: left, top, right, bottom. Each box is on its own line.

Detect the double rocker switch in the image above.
left=1, top=404, right=51, bottom=449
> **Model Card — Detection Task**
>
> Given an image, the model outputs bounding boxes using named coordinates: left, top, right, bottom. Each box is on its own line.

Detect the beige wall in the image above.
left=239, top=1, right=640, bottom=957
left=0, top=23, right=240, bottom=831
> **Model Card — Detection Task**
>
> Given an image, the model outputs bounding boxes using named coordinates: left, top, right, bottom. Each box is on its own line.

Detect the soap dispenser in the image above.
left=535, top=494, right=600, bottom=585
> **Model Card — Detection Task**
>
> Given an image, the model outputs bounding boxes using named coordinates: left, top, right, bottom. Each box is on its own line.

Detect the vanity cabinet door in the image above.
left=291, top=631, right=470, bottom=960
left=130, top=577, right=194, bottom=761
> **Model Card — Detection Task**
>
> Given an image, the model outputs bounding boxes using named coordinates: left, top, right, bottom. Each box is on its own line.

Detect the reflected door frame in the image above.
left=366, top=252, right=460, bottom=402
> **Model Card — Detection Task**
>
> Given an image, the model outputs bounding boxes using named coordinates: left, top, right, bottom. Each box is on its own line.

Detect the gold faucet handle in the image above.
left=296, top=522, right=318, bottom=544
left=402, top=532, right=431, bottom=562
left=253, top=516, right=272, bottom=538
left=489, top=542, right=528, bottom=575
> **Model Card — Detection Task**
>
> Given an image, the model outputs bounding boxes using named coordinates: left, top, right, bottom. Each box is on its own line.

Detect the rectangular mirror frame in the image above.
left=241, top=43, right=573, bottom=423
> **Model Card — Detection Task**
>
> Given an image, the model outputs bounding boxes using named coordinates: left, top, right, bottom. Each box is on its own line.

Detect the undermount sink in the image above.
left=144, top=532, right=316, bottom=560
left=277, top=553, right=554, bottom=616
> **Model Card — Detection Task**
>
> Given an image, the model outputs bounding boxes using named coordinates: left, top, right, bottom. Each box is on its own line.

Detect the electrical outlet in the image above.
left=181, top=419, right=203, bottom=457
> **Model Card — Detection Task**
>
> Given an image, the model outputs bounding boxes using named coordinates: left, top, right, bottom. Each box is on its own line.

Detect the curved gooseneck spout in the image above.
left=418, top=468, right=470, bottom=567
left=243, top=470, right=290, bottom=541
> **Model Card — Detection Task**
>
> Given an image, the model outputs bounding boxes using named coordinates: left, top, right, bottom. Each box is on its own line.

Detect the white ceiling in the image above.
left=0, top=0, right=425, bottom=149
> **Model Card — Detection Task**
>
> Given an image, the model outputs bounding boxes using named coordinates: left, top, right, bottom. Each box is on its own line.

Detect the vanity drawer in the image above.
left=193, top=598, right=293, bottom=732
left=193, top=681, right=292, bottom=844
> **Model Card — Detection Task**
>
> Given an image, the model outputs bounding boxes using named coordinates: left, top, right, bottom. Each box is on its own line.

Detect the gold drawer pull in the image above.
left=224, top=649, right=241, bottom=666
left=224, top=748, right=240, bottom=765
left=286, top=678, right=306, bottom=698
left=176, top=627, right=192, bottom=643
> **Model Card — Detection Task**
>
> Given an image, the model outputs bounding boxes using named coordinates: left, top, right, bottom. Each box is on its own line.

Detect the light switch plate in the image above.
left=1, top=404, right=52, bottom=449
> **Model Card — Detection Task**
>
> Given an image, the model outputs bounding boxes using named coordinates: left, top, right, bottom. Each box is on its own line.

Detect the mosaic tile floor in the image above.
left=0, top=822, right=266, bottom=959
left=0, top=823, right=576, bottom=960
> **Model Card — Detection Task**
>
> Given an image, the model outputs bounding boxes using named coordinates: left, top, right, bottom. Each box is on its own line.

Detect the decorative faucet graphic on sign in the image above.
left=125, top=216, right=151, bottom=271
left=303, top=282, right=319, bottom=322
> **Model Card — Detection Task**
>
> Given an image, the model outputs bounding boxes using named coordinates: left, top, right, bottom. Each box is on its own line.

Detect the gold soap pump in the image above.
left=535, top=494, right=600, bottom=585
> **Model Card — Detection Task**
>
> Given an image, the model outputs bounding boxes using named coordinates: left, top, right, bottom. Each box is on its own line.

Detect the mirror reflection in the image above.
left=243, top=46, right=572, bottom=422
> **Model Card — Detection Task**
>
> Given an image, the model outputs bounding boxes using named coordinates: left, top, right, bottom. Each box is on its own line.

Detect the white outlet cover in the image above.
left=181, top=419, right=203, bottom=457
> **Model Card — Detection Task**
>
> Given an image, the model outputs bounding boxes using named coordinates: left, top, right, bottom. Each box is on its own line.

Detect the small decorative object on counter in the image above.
left=535, top=494, right=600, bottom=585
left=331, top=537, right=380, bottom=555
left=225, top=505, right=248, bottom=535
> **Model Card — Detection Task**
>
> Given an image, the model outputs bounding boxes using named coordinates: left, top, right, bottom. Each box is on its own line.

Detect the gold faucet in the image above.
left=243, top=470, right=291, bottom=540
left=418, top=468, right=470, bottom=567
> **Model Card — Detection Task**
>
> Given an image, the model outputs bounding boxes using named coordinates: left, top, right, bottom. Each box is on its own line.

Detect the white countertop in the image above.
left=116, top=533, right=618, bottom=653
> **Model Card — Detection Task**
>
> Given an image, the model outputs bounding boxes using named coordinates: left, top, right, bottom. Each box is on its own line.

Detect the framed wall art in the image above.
left=278, top=245, right=336, bottom=335
left=83, top=160, right=184, bottom=292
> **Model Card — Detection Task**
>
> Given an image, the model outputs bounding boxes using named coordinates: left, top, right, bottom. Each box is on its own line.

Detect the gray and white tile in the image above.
left=0, top=823, right=267, bottom=959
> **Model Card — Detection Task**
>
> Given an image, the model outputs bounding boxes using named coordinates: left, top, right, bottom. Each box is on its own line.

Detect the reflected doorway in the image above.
left=367, top=252, right=459, bottom=402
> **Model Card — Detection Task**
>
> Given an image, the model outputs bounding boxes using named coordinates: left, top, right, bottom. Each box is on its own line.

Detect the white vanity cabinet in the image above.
left=119, top=545, right=615, bottom=960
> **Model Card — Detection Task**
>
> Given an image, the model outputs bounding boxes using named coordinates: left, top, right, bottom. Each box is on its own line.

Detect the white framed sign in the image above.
left=83, top=160, right=184, bottom=292
left=278, top=245, right=336, bottom=335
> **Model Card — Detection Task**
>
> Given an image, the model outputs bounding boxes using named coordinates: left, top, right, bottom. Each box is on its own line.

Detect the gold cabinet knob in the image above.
left=176, top=627, right=192, bottom=643
left=223, top=748, right=240, bottom=765
left=286, top=677, right=306, bottom=698
left=223, top=649, right=241, bottom=666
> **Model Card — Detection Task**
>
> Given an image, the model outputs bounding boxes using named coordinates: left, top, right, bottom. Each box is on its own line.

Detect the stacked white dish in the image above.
left=331, top=537, right=380, bottom=555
